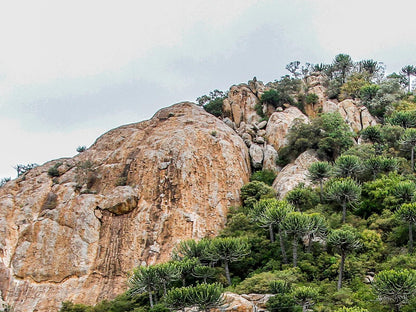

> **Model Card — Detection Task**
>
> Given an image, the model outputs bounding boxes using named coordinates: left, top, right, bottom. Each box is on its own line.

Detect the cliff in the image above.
left=0, top=102, right=251, bottom=311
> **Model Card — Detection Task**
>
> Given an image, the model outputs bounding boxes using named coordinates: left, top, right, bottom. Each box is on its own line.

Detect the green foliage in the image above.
left=325, top=178, right=361, bottom=223
left=333, top=155, right=362, bottom=179
left=335, top=307, right=369, bottom=312
left=0, top=177, right=11, bottom=187
left=362, top=79, right=403, bottom=118
left=203, top=97, right=224, bottom=117
left=240, top=181, right=276, bottom=209
left=373, top=269, right=416, bottom=311
left=14, top=163, right=38, bottom=177
left=250, top=169, right=277, bottom=186
left=48, top=162, right=62, bottom=178
left=306, top=93, right=319, bottom=105
left=293, top=286, right=319, bottom=310
left=260, top=89, right=294, bottom=108
left=387, top=110, right=416, bottom=128
left=360, top=173, right=411, bottom=217
left=76, top=146, right=86, bottom=153
left=279, top=113, right=354, bottom=165
left=340, top=73, right=370, bottom=100
left=164, top=283, right=224, bottom=312
left=360, top=84, right=380, bottom=103
left=197, top=89, right=226, bottom=117
left=172, top=239, right=210, bottom=262
left=285, top=184, right=320, bottom=211
left=235, top=268, right=303, bottom=294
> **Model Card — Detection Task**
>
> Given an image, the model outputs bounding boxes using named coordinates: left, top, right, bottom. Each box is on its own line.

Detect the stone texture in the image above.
left=249, top=144, right=264, bottom=169
left=224, top=79, right=265, bottom=127
left=214, top=292, right=273, bottom=312
left=263, top=145, right=279, bottom=173
left=265, top=107, right=309, bottom=151
left=0, top=102, right=251, bottom=312
left=338, top=99, right=377, bottom=133
left=304, top=73, right=327, bottom=117
left=272, top=150, right=319, bottom=198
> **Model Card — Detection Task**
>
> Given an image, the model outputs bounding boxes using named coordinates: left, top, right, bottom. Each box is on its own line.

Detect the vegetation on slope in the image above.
left=36, top=55, right=416, bottom=312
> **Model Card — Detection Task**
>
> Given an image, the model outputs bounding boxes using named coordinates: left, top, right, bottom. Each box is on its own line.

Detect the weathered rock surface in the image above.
left=265, top=107, right=309, bottom=152
left=304, top=73, right=327, bottom=117
left=337, top=99, right=377, bottom=133
left=272, top=150, right=319, bottom=198
left=214, top=292, right=272, bottom=312
left=223, top=79, right=265, bottom=127
left=249, top=144, right=264, bottom=169
left=263, top=145, right=280, bottom=173
left=0, top=102, right=251, bottom=312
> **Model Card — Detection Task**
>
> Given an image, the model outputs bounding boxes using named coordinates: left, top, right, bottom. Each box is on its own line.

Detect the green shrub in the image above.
left=250, top=170, right=277, bottom=186
left=306, top=93, right=319, bottom=105
left=203, top=97, right=224, bottom=117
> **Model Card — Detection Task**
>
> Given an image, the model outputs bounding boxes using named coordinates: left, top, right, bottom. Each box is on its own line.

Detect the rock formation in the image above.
left=265, top=107, right=309, bottom=152
left=272, top=150, right=319, bottom=198
left=223, top=79, right=265, bottom=127
left=0, top=102, right=251, bottom=311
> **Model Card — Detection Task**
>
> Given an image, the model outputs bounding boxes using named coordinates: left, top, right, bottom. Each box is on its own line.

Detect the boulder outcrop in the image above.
left=265, top=107, right=309, bottom=152
left=223, top=79, right=265, bottom=127
left=272, top=150, right=319, bottom=198
left=0, top=102, right=251, bottom=312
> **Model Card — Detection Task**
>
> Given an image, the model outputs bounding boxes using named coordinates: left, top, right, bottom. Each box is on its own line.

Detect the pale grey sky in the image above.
left=1, top=0, right=416, bottom=178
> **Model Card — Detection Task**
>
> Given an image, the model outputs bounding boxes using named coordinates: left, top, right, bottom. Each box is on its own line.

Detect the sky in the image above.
left=1, top=0, right=416, bottom=179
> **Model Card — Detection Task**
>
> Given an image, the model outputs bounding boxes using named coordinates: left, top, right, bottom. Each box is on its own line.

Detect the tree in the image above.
left=395, top=203, right=416, bottom=253
left=128, top=265, right=159, bottom=308
left=240, top=181, right=276, bottom=209
left=282, top=212, right=310, bottom=267
left=387, top=110, right=416, bottom=128
left=333, top=54, right=354, bottom=84
left=14, top=163, right=38, bottom=177
left=292, top=286, right=318, bottom=312
left=191, top=265, right=217, bottom=283
left=188, top=283, right=225, bottom=312
left=305, top=213, right=327, bottom=253
left=326, top=178, right=362, bottom=223
left=286, top=61, right=301, bottom=78
left=373, top=269, right=416, bottom=311
left=205, top=237, right=250, bottom=285
left=308, top=161, right=332, bottom=201
left=364, top=156, right=398, bottom=180
left=401, top=128, right=416, bottom=171
left=164, top=287, right=190, bottom=312
left=285, top=184, right=318, bottom=211
left=393, top=181, right=416, bottom=205
left=260, top=89, right=293, bottom=109
left=254, top=199, right=293, bottom=263
left=176, top=258, right=199, bottom=287
left=76, top=146, right=86, bottom=153
left=333, top=155, right=362, bottom=179
left=335, top=308, right=369, bottom=312
left=154, top=262, right=180, bottom=296
left=327, top=226, right=361, bottom=290
left=172, top=239, right=210, bottom=263
left=401, top=65, right=416, bottom=93
left=0, top=177, right=11, bottom=188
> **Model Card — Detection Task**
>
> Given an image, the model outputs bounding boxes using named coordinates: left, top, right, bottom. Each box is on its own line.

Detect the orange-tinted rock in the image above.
left=265, top=107, right=309, bottom=152
left=0, top=102, right=250, bottom=312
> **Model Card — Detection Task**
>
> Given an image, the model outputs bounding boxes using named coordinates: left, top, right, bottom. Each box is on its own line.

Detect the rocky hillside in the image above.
left=0, top=103, right=250, bottom=311
left=0, top=72, right=378, bottom=311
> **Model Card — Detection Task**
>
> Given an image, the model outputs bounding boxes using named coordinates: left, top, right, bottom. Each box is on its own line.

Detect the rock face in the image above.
left=216, top=292, right=272, bottom=312
left=0, top=102, right=251, bottom=312
left=338, top=99, right=378, bottom=133
left=265, top=107, right=309, bottom=152
left=223, top=79, right=265, bottom=127
left=272, top=150, right=319, bottom=198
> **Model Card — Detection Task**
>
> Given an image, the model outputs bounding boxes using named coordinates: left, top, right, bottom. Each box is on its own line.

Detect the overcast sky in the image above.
left=1, top=0, right=416, bottom=178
